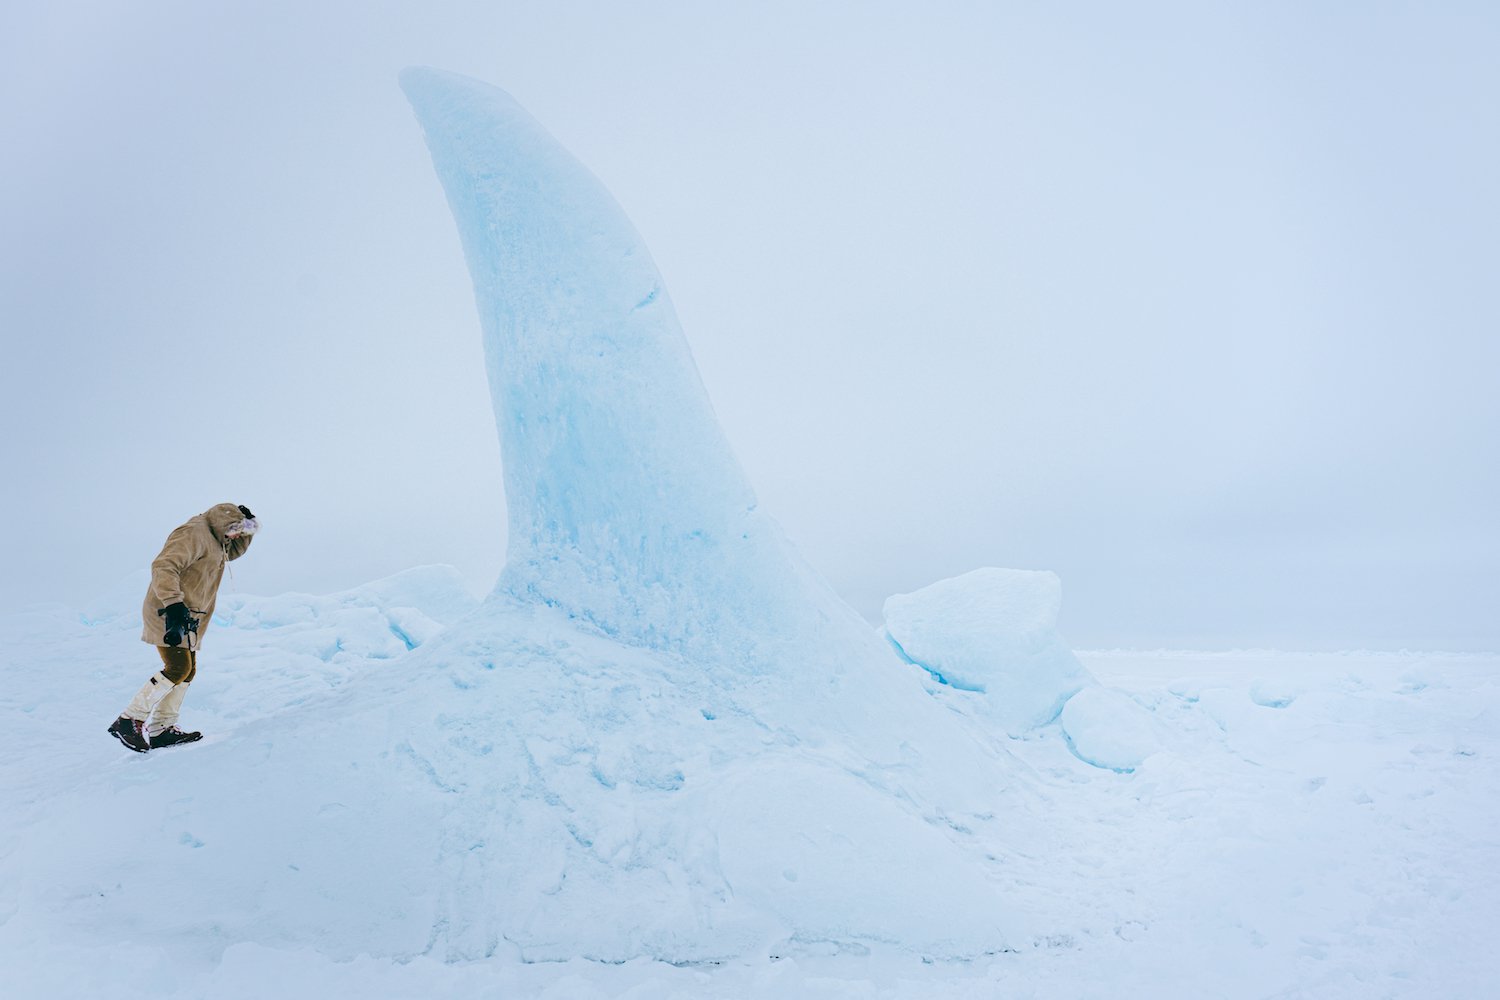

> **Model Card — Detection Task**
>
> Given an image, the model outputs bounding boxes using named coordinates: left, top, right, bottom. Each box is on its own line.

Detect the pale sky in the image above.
left=2, top=1, right=1496, bottom=650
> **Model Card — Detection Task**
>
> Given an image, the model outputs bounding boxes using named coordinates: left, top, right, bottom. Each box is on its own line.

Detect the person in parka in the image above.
left=107, top=503, right=259, bottom=752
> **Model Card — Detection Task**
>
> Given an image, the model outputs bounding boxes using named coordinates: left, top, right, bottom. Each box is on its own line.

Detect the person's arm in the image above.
left=150, top=525, right=205, bottom=608
left=225, top=534, right=253, bottom=562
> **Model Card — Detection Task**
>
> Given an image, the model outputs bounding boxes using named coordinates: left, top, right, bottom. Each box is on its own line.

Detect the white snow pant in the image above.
left=148, top=681, right=191, bottom=737
left=120, top=673, right=192, bottom=735
left=122, top=645, right=197, bottom=734
left=121, top=672, right=176, bottom=724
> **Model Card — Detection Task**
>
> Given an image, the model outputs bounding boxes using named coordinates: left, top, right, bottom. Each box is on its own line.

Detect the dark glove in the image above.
left=160, top=601, right=195, bottom=647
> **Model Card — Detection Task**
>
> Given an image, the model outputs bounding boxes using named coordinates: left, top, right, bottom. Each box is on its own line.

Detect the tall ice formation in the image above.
left=397, top=67, right=1027, bottom=961
left=400, top=67, right=861, bottom=672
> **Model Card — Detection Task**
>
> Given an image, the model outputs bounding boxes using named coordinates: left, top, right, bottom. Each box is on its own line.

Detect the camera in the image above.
left=158, top=605, right=201, bottom=647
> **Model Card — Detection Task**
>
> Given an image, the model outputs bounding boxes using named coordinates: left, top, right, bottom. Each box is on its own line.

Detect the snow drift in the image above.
left=9, top=591, right=1495, bottom=997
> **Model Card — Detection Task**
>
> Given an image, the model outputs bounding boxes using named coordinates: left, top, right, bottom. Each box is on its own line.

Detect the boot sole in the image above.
left=107, top=726, right=150, bottom=754
left=150, top=736, right=203, bottom=749
left=108, top=728, right=150, bottom=749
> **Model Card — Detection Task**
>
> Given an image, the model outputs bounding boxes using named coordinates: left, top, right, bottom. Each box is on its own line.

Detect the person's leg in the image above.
left=149, top=649, right=195, bottom=737
left=159, top=647, right=194, bottom=684
left=149, top=649, right=202, bottom=746
left=120, top=647, right=190, bottom=720
left=108, top=647, right=190, bottom=752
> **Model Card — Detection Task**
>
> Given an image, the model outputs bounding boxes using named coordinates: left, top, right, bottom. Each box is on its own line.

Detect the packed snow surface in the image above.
left=2, top=581, right=1497, bottom=997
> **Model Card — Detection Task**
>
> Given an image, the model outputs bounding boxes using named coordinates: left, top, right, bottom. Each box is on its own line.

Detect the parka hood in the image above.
left=204, top=503, right=248, bottom=542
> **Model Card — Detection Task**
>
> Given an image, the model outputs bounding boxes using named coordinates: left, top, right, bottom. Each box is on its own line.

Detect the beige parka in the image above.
left=139, top=503, right=253, bottom=649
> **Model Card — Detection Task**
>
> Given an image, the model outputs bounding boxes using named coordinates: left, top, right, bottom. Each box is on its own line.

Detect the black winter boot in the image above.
left=107, top=715, right=150, bottom=753
left=150, top=726, right=203, bottom=748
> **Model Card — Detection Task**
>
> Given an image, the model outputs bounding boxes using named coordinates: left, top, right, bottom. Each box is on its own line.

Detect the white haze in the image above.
left=1, top=1, right=1496, bottom=650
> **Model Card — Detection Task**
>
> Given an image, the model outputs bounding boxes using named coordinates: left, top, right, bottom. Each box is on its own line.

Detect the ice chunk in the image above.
left=1249, top=678, right=1301, bottom=709
left=883, top=568, right=1093, bottom=735
left=1058, top=687, right=1160, bottom=772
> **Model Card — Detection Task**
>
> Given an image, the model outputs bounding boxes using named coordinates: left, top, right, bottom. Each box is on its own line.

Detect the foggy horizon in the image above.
left=3, top=1, right=1496, bottom=652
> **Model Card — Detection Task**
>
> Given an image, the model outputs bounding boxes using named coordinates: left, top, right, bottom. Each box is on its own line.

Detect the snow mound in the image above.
left=216, top=564, right=478, bottom=632
left=7, top=616, right=1498, bottom=996
left=1, top=586, right=1026, bottom=965
left=1249, top=677, right=1302, bottom=708
left=1058, top=686, right=1160, bottom=772
left=882, top=568, right=1092, bottom=736
left=392, top=602, right=1025, bottom=962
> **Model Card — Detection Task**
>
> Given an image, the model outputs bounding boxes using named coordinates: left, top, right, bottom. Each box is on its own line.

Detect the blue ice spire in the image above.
left=400, top=68, right=867, bottom=668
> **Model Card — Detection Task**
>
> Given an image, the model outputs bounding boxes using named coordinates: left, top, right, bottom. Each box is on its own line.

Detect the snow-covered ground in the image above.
left=2, top=568, right=1495, bottom=999
left=5, top=67, right=1492, bottom=999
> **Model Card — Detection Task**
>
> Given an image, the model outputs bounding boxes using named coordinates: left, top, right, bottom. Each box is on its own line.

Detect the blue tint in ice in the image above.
left=395, top=67, right=1025, bottom=960
left=1249, top=678, right=1301, bottom=708
left=1058, top=686, right=1160, bottom=773
left=400, top=67, right=866, bottom=675
left=882, top=568, right=1093, bottom=736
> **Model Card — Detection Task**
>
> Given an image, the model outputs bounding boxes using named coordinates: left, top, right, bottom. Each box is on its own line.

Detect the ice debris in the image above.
left=1058, top=687, right=1160, bottom=773
left=882, top=567, right=1093, bottom=736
